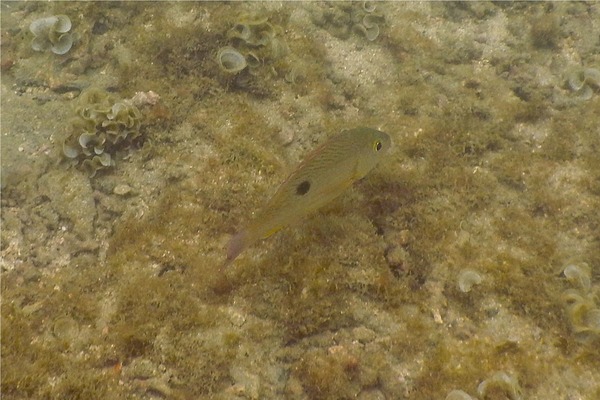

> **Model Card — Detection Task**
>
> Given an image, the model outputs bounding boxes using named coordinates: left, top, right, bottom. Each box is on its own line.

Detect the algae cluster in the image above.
left=62, top=88, right=144, bottom=177
left=29, top=14, right=75, bottom=55
left=562, top=264, right=600, bottom=344
left=224, top=15, right=289, bottom=69
left=566, top=67, right=600, bottom=101
left=312, top=1, right=385, bottom=42
left=215, top=12, right=294, bottom=95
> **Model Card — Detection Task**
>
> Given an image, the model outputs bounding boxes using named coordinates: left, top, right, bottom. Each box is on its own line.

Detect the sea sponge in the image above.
left=62, top=88, right=144, bottom=177
left=30, top=15, right=75, bottom=55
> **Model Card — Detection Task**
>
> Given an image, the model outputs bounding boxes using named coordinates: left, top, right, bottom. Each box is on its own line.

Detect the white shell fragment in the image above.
left=457, top=269, right=483, bottom=293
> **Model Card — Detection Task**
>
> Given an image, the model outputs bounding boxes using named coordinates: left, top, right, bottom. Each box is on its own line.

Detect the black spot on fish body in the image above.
left=296, top=180, right=311, bottom=195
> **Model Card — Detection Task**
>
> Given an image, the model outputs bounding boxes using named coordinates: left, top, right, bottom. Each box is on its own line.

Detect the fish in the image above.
left=223, top=127, right=391, bottom=268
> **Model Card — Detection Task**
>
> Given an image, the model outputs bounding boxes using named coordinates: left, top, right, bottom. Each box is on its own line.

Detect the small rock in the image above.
left=113, top=184, right=133, bottom=196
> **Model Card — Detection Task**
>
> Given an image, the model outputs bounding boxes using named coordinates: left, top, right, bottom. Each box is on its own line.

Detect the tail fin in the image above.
left=221, top=230, right=247, bottom=269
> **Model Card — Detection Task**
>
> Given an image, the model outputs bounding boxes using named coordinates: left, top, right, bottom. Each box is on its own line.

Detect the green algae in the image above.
left=566, top=67, right=600, bottom=100
left=62, top=88, right=144, bottom=177
left=29, top=14, right=75, bottom=55
left=216, top=46, right=247, bottom=74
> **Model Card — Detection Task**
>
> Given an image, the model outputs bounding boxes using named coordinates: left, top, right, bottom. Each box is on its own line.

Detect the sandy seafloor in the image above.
left=1, top=1, right=599, bottom=399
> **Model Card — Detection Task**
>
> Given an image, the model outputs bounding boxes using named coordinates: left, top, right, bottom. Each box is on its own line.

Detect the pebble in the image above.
left=113, top=184, right=133, bottom=196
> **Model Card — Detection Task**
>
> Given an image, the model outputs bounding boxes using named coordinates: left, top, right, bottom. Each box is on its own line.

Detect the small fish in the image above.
left=224, top=127, right=391, bottom=267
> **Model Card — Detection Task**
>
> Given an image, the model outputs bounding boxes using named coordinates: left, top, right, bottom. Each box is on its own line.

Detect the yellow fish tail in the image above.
left=223, top=230, right=248, bottom=268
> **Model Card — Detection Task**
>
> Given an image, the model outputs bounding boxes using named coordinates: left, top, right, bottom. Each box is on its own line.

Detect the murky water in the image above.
left=2, top=2, right=599, bottom=399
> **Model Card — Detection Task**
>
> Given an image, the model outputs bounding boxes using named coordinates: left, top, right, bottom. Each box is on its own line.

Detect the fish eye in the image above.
left=374, top=140, right=382, bottom=152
